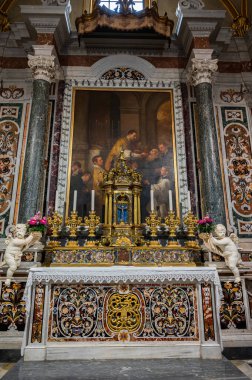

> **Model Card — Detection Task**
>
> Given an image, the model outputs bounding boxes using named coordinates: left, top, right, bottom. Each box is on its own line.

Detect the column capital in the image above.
left=28, top=54, right=56, bottom=82
left=177, top=0, right=205, bottom=11
left=187, top=58, right=218, bottom=86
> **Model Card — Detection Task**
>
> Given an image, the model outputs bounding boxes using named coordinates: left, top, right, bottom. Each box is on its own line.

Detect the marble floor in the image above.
left=0, top=355, right=251, bottom=380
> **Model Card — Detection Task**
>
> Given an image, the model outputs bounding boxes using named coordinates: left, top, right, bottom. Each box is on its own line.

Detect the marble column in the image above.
left=189, top=58, right=226, bottom=224
left=19, top=54, right=56, bottom=222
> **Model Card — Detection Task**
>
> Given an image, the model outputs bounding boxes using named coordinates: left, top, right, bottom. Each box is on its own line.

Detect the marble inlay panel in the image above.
left=220, top=106, right=252, bottom=236
left=0, top=104, right=23, bottom=237
left=48, top=283, right=199, bottom=342
left=220, top=281, right=246, bottom=330
left=0, top=282, right=26, bottom=332
left=201, top=283, right=215, bottom=341
left=31, top=284, right=45, bottom=343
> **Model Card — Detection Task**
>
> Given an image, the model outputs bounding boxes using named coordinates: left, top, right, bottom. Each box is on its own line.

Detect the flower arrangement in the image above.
left=27, top=212, right=47, bottom=233
left=197, top=216, right=214, bottom=234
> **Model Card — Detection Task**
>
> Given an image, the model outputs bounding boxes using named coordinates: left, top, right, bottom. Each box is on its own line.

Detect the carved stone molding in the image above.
left=28, top=55, right=56, bottom=83
left=187, top=58, right=218, bottom=86
left=41, top=0, right=69, bottom=5
left=177, top=0, right=205, bottom=10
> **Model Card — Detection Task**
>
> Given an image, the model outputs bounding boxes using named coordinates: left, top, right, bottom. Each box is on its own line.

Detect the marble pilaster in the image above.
left=19, top=52, right=56, bottom=223
left=188, top=58, right=226, bottom=224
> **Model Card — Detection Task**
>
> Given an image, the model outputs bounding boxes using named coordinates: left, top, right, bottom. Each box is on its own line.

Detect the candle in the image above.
left=62, top=201, right=66, bottom=227
left=91, top=190, right=95, bottom=211
left=187, top=191, right=191, bottom=211
left=168, top=190, right=173, bottom=211
left=73, top=190, right=77, bottom=212
left=55, top=190, right=59, bottom=211
left=179, top=202, right=183, bottom=224
left=150, top=186, right=154, bottom=212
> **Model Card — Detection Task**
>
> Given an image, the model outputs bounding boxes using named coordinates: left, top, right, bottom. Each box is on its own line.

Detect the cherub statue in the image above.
left=200, top=224, right=242, bottom=282
left=0, top=224, right=40, bottom=286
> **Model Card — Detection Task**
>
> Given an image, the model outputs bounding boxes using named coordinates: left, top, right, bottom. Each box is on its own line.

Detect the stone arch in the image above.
left=90, top=54, right=155, bottom=80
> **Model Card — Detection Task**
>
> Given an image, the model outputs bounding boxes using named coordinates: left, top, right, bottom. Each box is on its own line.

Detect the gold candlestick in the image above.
left=165, top=211, right=180, bottom=247
left=145, top=211, right=161, bottom=247
left=183, top=211, right=200, bottom=248
left=84, top=211, right=100, bottom=247
left=47, top=212, right=63, bottom=239
left=66, top=211, right=82, bottom=238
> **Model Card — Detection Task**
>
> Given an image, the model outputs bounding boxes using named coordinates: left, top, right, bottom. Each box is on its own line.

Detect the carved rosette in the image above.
left=28, top=55, right=56, bottom=83
left=188, top=58, right=218, bottom=86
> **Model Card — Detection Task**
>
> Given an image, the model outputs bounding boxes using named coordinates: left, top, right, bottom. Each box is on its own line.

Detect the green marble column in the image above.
left=191, top=58, right=226, bottom=224
left=19, top=54, right=55, bottom=222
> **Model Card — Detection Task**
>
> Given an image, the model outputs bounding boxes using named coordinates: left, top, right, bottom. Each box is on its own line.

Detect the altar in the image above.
left=22, top=266, right=222, bottom=361
left=20, top=152, right=224, bottom=361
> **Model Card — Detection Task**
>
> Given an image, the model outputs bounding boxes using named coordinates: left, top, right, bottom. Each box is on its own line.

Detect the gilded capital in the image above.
left=28, top=54, right=56, bottom=83
left=187, top=58, right=218, bottom=86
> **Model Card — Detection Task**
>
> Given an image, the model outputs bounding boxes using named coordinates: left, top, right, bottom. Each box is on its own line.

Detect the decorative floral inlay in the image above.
left=220, top=89, right=243, bottom=103
left=224, top=123, right=252, bottom=217
left=48, top=283, right=199, bottom=342
left=0, top=84, right=24, bottom=100
left=220, top=281, right=246, bottom=329
left=31, top=284, right=45, bottom=343
left=101, top=67, right=145, bottom=81
left=201, top=283, right=215, bottom=341
left=0, top=118, right=20, bottom=219
left=0, top=282, right=26, bottom=331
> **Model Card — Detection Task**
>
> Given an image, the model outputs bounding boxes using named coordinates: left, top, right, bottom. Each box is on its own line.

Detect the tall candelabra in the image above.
left=165, top=211, right=181, bottom=247
left=84, top=211, right=100, bottom=247
left=145, top=211, right=161, bottom=247
left=47, top=212, right=62, bottom=247
left=66, top=211, right=82, bottom=247
left=183, top=211, right=200, bottom=248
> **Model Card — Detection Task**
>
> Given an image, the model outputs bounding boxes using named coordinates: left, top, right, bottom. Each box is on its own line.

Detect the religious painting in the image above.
left=67, top=89, right=178, bottom=221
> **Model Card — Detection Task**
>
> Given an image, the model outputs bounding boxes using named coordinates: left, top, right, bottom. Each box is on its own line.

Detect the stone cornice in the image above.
left=176, top=8, right=226, bottom=56
left=20, top=4, right=71, bottom=53
left=187, top=58, right=218, bottom=86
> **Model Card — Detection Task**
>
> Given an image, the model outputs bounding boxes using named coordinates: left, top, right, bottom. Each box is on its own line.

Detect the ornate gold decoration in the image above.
left=76, top=1, right=174, bottom=39
left=114, top=236, right=133, bottom=247
left=107, top=292, right=141, bottom=333
left=165, top=211, right=180, bottom=247
left=0, top=0, right=17, bottom=32
left=47, top=212, right=62, bottom=238
left=103, top=151, right=142, bottom=240
left=220, top=0, right=251, bottom=37
left=232, top=15, right=251, bottom=37
left=66, top=211, right=82, bottom=238
left=183, top=211, right=200, bottom=248
left=84, top=211, right=100, bottom=247
left=145, top=211, right=161, bottom=247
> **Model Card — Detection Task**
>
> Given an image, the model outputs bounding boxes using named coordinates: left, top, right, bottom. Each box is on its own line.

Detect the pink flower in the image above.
left=29, top=220, right=37, bottom=225
left=40, top=219, right=47, bottom=225
left=34, top=212, right=41, bottom=220
left=205, top=218, right=213, bottom=223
